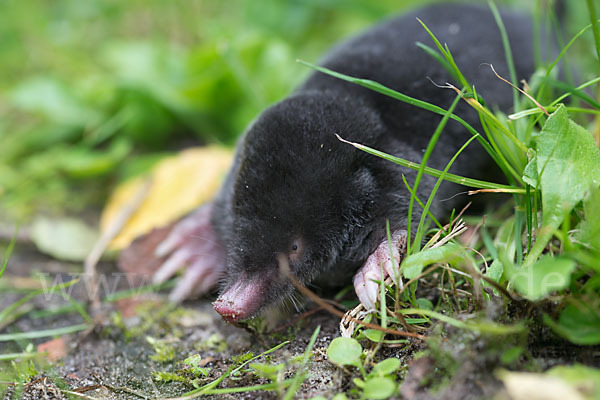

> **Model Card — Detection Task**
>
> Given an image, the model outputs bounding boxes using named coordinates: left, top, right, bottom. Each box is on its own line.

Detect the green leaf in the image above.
left=362, top=329, right=385, bottom=343
left=522, top=152, right=538, bottom=187
left=508, top=255, right=575, bottom=301
left=353, top=378, right=365, bottom=389
left=327, top=337, right=362, bottom=367
left=483, top=259, right=504, bottom=297
left=500, top=346, right=524, bottom=365
left=416, top=298, right=433, bottom=311
left=31, top=216, right=99, bottom=262
left=184, top=354, right=211, bottom=377
left=547, top=364, right=600, bottom=399
left=10, top=77, right=100, bottom=126
left=363, top=376, right=397, bottom=399
left=575, top=186, right=600, bottom=252
left=544, top=301, right=600, bottom=345
left=525, top=105, right=600, bottom=264
left=402, top=243, right=464, bottom=280
left=369, top=358, right=401, bottom=377
left=250, top=362, right=284, bottom=380
left=59, top=140, right=131, bottom=178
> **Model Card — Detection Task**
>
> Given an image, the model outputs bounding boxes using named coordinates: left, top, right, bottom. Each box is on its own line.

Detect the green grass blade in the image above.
left=0, top=230, right=17, bottom=280
left=586, top=0, right=600, bottom=66
left=0, top=277, right=80, bottom=324
left=0, top=324, right=88, bottom=342
left=0, top=352, right=39, bottom=361
left=297, top=60, right=507, bottom=166
left=488, top=0, right=519, bottom=111
left=416, top=42, right=458, bottom=82
left=336, top=135, right=524, bottom=193
left=407, top=91, right=462, bottom=252
left=416, top=18, right=470, bottom=90
left=202, top=381, right=293, bottom=395
left=401, top=174, right=444, bottom=230
left=283, top=326, right=320, bottom=400
left=537, top=20, right=599, bottom=99
left=544, top=78, right=600, bottom=109
left=478, top=114, right=521, bottom=185
left=414, top=134, right=481, bottom=250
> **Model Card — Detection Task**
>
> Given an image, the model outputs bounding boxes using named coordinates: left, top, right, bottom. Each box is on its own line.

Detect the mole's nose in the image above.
left=213, top=278, right=265, bottom=322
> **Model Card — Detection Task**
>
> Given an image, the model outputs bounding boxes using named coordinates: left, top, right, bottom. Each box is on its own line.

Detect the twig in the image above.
left=277, top=255, right=427, bottom=341
left=84, top=178, right=152, bottom=312
left=486, top=63, right=549, bottom=116
left=61, top=389, right=101, bottom=400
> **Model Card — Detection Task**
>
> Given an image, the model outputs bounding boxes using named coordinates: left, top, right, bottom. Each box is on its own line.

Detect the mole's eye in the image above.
left=289, top=238, right=304, bottom=262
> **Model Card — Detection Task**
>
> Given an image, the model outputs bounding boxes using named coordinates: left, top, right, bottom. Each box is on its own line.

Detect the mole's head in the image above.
left=213, top=93, right=385, bottom=322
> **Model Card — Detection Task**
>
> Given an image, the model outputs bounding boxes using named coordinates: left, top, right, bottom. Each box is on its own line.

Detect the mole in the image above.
left=151, top=3, right=535, bottom=322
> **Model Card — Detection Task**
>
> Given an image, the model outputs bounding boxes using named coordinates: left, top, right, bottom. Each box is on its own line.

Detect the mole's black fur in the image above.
left=211, top=3, right=534, bottom=319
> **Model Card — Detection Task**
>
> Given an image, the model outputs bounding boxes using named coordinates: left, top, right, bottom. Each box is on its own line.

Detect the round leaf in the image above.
left=31, top=216, right=99, bottom=262
left=362, top=329, right=385, bottom=342
left=327, top=337, right=362, bottom=367
left=370, top=358, right=401, bottom=377
left=363, top=376, right=397, bottom=399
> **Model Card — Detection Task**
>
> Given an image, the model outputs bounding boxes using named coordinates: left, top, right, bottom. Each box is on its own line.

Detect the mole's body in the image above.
left=153, top=3, right=535, bottom=321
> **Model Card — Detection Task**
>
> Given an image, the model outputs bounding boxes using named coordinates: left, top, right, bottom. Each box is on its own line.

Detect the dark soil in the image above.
left=1, top=243, right=598, bottom=399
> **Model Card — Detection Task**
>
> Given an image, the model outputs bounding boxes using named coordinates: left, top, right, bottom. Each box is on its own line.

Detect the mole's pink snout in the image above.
left=213, top=278, right=265, bottom=322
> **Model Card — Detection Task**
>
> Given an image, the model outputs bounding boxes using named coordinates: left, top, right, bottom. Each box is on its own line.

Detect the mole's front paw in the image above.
left=153, top=203, right=225, bottom=302
left=353, top=230, right=407, bottom=311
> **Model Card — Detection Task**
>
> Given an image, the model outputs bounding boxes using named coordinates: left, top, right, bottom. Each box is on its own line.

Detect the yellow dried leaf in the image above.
left=100, top=146, right=232, bottom=250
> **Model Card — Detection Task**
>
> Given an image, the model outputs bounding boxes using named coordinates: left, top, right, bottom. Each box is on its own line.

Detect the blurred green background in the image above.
left=0, top=0, right=593, bottom=220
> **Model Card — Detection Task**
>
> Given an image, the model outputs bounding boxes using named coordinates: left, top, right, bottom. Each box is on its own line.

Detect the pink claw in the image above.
left=353, top=230, right=407, bottom=311
left=153, top=203, right=225, bottom=302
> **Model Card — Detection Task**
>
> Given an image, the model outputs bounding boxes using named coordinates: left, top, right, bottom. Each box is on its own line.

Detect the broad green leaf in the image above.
left=10, top=77, right=100, bottom=126
left=575, top=186, right=600, bottom=252
left=31, top=216, right=99, bottom=262
left=500, top=346, right=524, bottom=365
left=483, top=259, right=504, bottom=297
left=522, top=152, right=538, bottom=187
left=353, top=378, right=365, bottom=389
left=416, top=298, right=433, bottom=311
left=362, top=329, right=384, bottom=343
left=525, top=105, right=600, bottom=264
left=547, top=364, right=600, bottom=399
left=544, top=301, right=600, bottom=345
left=508, top=255, right=575, bottom=301
left=369, top=358, right=400, bottom=377
left=363, top=376, right=397, bottom=399
left=327, top=337, right=362, bottom=367
left=402, top=243, right=464, bottom=280
left=59, top=140, right=131, bottom=178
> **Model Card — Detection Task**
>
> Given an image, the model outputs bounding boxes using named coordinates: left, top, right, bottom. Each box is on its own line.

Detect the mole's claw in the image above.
left=168, top=256, right=223, bottom=303
left=353, top=270, right=376, bottom=311
left=155, top=204, right=213, bottom=257
left=150, top=202, right=225, bottom=302
left=353, top=229, right=407, bottom=310
left=153, top=248, right=192, bottom=284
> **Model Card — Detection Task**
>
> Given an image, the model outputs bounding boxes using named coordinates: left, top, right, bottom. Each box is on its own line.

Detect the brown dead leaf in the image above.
left=499, top=371, right=585, bottom=400
left=100, top=146, right=232, bottom=250
left=37, top=338, right=67, bottom=361
left=118, top=224, right=173, bottom=280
